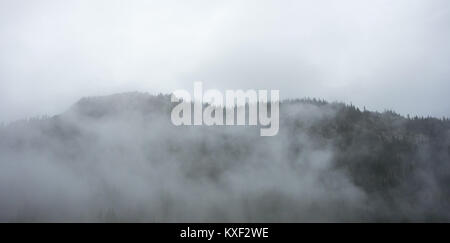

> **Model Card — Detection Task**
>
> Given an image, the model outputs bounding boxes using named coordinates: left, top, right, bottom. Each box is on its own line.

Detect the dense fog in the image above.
left=0, top=93, right=448, bottom=222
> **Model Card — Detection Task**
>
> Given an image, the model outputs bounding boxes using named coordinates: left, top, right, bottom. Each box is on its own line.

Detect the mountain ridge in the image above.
left=0, top=92, right=449, bottom=222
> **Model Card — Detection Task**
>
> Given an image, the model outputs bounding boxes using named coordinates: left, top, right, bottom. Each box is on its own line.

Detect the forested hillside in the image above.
left=0, top=93, right=449, bottom=222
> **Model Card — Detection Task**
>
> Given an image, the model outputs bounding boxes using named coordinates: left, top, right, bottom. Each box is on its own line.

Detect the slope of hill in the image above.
left=0, top=93, right=449, bottom=222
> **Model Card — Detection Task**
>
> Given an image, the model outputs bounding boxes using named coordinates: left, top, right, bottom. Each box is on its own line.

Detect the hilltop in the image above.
left=0, top=92, right=449, bottom=222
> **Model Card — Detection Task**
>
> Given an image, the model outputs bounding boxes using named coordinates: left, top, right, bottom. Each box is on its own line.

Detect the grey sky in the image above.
left=1, top=0, right=449, bottom=122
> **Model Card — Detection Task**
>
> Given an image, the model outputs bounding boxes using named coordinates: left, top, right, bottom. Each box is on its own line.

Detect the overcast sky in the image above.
left=1, top=0, right=449, bottom=122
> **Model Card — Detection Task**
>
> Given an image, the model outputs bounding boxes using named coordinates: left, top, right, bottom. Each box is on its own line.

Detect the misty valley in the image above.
left=0, top=92, right=449, bottom=222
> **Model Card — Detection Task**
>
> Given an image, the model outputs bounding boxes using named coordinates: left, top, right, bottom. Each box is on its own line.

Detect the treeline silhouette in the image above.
left=0, top=92, right=449, bottom=222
